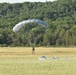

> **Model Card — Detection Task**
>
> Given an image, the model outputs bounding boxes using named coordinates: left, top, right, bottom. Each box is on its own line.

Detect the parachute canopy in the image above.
left=13, top=19, right=47, bottom=33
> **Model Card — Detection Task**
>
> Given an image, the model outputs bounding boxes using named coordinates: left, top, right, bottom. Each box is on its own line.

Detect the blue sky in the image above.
left=0, top=0, right=56, bottom=3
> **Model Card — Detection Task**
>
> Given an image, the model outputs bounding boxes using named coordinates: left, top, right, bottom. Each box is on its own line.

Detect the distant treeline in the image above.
left=0, top=0, right=76, bottom=47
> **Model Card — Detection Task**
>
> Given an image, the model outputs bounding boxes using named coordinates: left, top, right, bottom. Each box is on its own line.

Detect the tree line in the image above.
left=0, top=0, right=76, bottom=47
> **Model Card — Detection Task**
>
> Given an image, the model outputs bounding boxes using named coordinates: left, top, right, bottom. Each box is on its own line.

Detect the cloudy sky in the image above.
left=0, top=0, right=56, bottom=3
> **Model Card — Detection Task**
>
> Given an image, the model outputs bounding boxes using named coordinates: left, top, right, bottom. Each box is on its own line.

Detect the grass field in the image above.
left=0, top=47, right=76, bottom=75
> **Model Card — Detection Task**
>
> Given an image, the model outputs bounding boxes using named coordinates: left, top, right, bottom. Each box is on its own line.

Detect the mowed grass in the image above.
left=0, top=47, right=76, bottom=75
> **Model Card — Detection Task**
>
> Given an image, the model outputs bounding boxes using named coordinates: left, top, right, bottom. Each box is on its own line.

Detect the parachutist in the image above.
left=13, top=19, right=47, bottom=54
left=32, top=46, right=35, bottom=54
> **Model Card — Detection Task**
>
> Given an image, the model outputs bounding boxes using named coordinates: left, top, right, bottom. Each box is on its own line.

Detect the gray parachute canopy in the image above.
left=13, top=19, right=47, bottom=33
